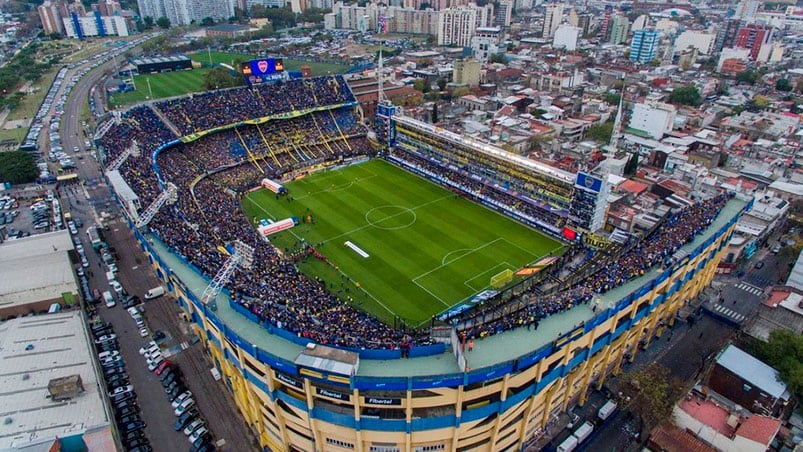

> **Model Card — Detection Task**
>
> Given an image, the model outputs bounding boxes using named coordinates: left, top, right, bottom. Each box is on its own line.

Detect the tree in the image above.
left=412, top=79, right=430, bottom=93
left=776, top=78, right=793, bottom=92
left=619, top=364, right=685, bottom=438
left=605, top=92, right=621, bottom=106
left=736, top=70, right=759, bottom=85
left=156, top=16, right=171, bottom=29
left=451, top=86, right=471, bottom=98
left=143, top=16, right=154, bottom=28
left=431, top=103, right=438, bottom=123
left=752, top=94, right=771, bottom=108
left=0, top=151, right=38, bottom=184
left=750, top=330, right=803, bottom=403
left=624, top=152, right=639, bottom=175
left=489, top=53, right=507, bottom=64
left=202, top=67, right=243, bottom=91
left=437, top=78, right=447, bottom=92
left=585, top=121, right=614, bottom=143
left=201, top=17, right=215, bottom=26
left=669, top=85, right=702, bottom=106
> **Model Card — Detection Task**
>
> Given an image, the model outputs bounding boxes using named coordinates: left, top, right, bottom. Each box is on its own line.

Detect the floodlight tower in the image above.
left=201, top=241, right=255, bottom=311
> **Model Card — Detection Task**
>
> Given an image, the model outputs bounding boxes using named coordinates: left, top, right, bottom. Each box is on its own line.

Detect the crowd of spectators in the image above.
left=155, top=76, right=355, bottom=135
left=100, top=76, right=733, bottom=352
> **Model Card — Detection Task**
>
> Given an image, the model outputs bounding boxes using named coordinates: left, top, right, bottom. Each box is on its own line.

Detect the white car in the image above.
left=172, top=391, right=193, bottom=409
left=138, top=341, right=156, bottom=355
left=188, top=425, right=208, bottom=443
left=108, top=384, right=133, bottom=397
left=175, top=398, right=196, bottom=416
left=111, top=281, right=123, bottom=295
left=183, top=418, right=204, bottom=436
left=148, top=355, right=164, bottom=371
left=98, top=350, right=120, bottom=360
left=127, top=306, right=139, bottom=317
left=139, top=327, right=149, bottom=337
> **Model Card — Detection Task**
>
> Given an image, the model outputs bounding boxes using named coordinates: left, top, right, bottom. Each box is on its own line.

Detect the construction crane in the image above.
left=105, top=141, right=140, bottom=172
left=133, top=182, right=178, bottom=228
left=201, top=241, right=255, bottom=311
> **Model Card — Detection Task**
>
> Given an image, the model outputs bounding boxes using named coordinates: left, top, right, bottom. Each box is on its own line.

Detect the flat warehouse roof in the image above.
left=0, top=311, right=111, bottom=449
left=0, top=230, right=77, bottom=310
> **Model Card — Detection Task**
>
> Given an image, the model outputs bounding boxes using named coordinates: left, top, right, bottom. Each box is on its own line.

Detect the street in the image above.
left=52, top=51, right=258, bottom=451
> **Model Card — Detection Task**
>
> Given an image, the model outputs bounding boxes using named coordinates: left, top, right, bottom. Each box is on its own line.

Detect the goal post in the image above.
left=490, top=269, right=513, bottom=289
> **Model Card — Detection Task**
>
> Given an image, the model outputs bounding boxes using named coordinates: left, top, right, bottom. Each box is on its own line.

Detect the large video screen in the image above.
left=241, top=58, right=284, bottom=85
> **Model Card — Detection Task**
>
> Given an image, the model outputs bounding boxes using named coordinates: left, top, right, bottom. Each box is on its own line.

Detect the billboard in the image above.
left=575, top=172, right=602, bottom=193
left=241, top=58, right=284, bottom=85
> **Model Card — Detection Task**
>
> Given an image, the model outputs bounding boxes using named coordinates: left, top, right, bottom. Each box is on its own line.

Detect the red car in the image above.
left=154, top=360, right=172, bottom=375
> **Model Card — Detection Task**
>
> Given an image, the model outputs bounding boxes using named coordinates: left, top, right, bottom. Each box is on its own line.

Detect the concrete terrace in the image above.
left=145, top=197, right=746, bottom=377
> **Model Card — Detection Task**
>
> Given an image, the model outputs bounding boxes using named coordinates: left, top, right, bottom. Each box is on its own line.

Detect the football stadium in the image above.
left=99, top=66, right=750, bottom=451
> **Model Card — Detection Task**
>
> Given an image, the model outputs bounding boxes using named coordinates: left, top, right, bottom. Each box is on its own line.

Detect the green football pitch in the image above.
left=241, top=160, right=562, bottom=327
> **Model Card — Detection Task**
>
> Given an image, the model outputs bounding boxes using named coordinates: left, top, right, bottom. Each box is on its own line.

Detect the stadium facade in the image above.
left=103, top=77, right=751, bottom=451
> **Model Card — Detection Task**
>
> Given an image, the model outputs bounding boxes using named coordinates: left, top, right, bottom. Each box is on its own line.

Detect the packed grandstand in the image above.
left=100, top=75, right=732, bottom=352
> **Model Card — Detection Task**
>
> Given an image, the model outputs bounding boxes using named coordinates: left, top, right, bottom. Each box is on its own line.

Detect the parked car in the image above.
left=109, top=384, right=134, bottom=397
left=120, top=420, right=146, bottom=434
left=183, top=418, right=205, bottom=436
left=188, top=426, right=209, bottom=443
left=175, top=398, right=196, bottom=416
left=174, top=409, right=199, bottom=431
left=171, top=391, right=193, bottom=408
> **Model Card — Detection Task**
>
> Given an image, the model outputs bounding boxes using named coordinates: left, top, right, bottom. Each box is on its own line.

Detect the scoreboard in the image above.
left=241, top=58, right=284, bottom=85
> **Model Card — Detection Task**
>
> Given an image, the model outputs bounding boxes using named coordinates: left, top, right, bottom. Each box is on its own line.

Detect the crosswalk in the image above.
left=735, top=282, right=765, bottom=296
left=709, top=303, right=746, bottom=324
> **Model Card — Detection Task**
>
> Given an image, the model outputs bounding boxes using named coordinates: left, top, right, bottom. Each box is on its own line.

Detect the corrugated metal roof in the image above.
left=715, top=345, right=788, bottom=399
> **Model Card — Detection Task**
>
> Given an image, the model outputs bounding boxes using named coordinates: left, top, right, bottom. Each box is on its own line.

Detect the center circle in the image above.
left=365, top=205, right=417, bottom=230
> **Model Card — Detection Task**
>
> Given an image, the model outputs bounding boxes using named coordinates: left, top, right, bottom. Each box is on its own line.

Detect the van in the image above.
left=572, top=421, right=594, bottom=443
left=598, top=400, right=617, bottom=421
left=103, top=291, right=116, bottom=308
left=144, top=286, right=165, bottom=300
left=557, top=435, right=578, bottom=452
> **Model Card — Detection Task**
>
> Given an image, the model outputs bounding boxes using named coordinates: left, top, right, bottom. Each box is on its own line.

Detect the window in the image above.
left=370, top=445, right=400, bottom=452
left=742, top=384, right=752, bottom=392
left=414, top=444, right=445, bottom=452
left=326, top=438, right=355, bottom=449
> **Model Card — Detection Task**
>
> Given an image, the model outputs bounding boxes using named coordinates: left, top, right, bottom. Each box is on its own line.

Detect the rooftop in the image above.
left=0, top=311, right=111, bottom=449
left=0, top=230, right=77, bottom=311
left=715, top=344, right=789, bottom=400
left=677, top=392, right=781, bottom=446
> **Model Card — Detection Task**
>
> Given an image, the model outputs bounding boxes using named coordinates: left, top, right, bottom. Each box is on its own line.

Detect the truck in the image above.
left=556, top=435, right=578, bottom=452
left=598, top=399, right=617, bottom=421
left=144, top=286, right=165, bottom=300
left=572, top=421, right=594, bottom=443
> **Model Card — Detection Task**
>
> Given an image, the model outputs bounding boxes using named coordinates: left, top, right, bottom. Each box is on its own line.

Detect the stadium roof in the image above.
left=106, top=169, right=139, bottom=204
left=0, top=230, right=77, bottom=311
left=394, top=115, right=576, bottom=184
left=715, top=344, right=790, bottom=400
left=130, top=55, right=190, bottom=66
left=0, top=311, right=111, bottom=449
left=295, top=345, right=359, bottom=376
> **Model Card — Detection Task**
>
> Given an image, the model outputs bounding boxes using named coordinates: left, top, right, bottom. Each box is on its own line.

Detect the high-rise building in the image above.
left=471, top=26, right=502, bottom=62
left=629, top=29, right=660, bottom=63
left=598, top=11, right=611, bottom=41
left=97, top=0, right=122, bottom=16
left=494, top=0, right=512, bottom=28
left=136, top=0, right=234, bottom=26
left=542, top=3, right=563, bottom=38
left=674, top=30, right=716, bottom=55
left=736, top=0, right=760, bottom=22
left=715, top=18, right=741, bottom=54
left=609, top=14, right=629, bottom=45
left=437, top=4, right=492, bottom=46
left=38, top=1, right=65, bottom=35
left=62, top=11, right=129, bottom=38
left=735, top=23, right=774, bottom=60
